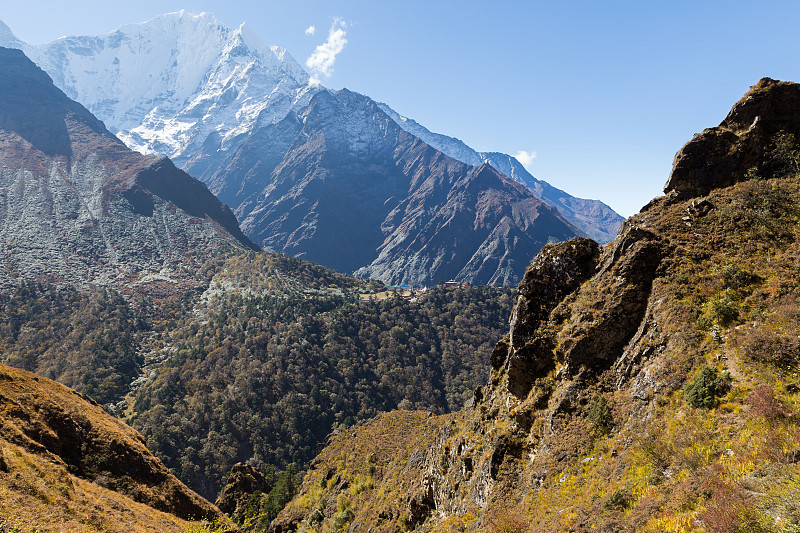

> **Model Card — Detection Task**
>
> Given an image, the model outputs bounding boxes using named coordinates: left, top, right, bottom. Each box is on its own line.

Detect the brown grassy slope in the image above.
left=0, top=363, right=224, bottom=531
left=274, top=80, right=800, bottom=533
left=0, top=441, right=193, bottom=533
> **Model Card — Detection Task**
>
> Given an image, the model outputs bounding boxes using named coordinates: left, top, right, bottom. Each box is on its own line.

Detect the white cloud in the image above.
left=514, top=150, right=537, bottom=170
left=305, top=25, right=316, bottom=36
left=305, top=18, right=347, bottom=80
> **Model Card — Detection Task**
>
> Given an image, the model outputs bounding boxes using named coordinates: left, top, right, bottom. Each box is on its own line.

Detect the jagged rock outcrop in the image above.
left=665, top=77, right=800, bottom=196
left=0, top=363, right=221, bottom=526
left=557, top=226, right=667, bottom=376
left=275, top=223, right=673, bottom=530
left=490, top=238, right=601, bottom=399
left=0, top=47, right=256, bottom=292
left=215, top=463, right=272, bottom=516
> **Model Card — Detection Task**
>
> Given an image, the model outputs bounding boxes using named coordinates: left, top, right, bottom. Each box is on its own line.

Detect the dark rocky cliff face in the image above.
left=665, top=77, right=800, bottom=197
left=203, top=89, right=581, bottom=286
left=0, top=47, right=256, bottom=292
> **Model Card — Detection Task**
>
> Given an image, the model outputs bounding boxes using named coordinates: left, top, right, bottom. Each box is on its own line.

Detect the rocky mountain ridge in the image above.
left=224, top=87, right=583, bottom=286
left=0, top=46, right=256, bottom=293
left=273, top=78, right=800, bottom=532
left=665, top=77, right=800, bottom=197
left=376, top=103, right=624, bottom=243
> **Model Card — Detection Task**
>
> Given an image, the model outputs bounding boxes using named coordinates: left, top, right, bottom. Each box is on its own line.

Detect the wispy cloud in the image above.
left=304, top=25, right=316, bottom=36
left=306, top=18, right=347, bottom=85
left=514, top=150, right=537, bottom=170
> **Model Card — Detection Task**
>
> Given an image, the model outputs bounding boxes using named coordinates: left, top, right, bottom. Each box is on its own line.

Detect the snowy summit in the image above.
left=2, top=11, right=317, bottom=159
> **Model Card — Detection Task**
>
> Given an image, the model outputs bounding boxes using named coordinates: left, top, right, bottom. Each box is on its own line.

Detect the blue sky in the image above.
left=2, top=1, right=800, bottom=216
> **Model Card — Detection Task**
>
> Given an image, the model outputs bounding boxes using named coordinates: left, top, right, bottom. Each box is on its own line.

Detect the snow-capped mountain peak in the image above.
left=11, top=12, right=317, bottom=159
left=1, top=12, right=622, bottom=246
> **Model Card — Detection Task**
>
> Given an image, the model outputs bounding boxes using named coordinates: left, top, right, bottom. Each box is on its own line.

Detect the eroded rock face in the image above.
left=558, top=226, right=668, bottom=376
left=490, top=238, right=601, bottom=399
left=665, top=77, right=800, bottom=196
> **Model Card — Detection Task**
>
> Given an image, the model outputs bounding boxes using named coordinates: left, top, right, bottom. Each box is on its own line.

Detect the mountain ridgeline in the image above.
left=0, top=12, right=622, bottom=286
left=216, top=88, right=581, bottom=286
left=0, top=43, right=517, bottom=508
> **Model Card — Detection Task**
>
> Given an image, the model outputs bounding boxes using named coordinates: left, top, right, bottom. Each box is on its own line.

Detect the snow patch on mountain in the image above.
left=0, top=12, right=623, bottom=243
left=0, top=20, right=24, bottom=50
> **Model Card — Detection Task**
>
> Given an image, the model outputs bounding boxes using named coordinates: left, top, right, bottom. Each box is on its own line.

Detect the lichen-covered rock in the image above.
left=508, top=238, right=601, bottom=352
left=558, top=225, right=667, bottom=376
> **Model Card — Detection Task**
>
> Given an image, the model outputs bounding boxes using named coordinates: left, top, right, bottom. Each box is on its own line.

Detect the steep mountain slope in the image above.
left=0, top=14, right=618, bottom=283
left=377, top=103, right=624, bottom=243
left=223, top=88, right=581, bottom=286
left=0, top=46, right=256, bottom=292
left=480, top=151, right=624, bottom=243
left=0, top=363, right=222, bottom=532
left=274, top=79, right=800, bottom=532
left=0, top=12, right=318, bottom=194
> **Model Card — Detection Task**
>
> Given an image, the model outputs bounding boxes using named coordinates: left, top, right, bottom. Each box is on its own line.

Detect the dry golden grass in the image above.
left=278, top=175, right=800, bottom=533
left=0, top=363, right=228, bottom=532
left=0, top=441, right=193, bottom=532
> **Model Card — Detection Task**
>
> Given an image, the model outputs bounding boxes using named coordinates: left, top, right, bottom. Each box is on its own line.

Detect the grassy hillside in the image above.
left=275, top=166, right=800, bottom=533
left=0, top=363, right=224, bottom=532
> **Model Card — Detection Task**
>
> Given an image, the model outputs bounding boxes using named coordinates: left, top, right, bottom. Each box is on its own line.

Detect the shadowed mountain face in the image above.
left=207, top=89, right=581, bottom=286
left=0, top=47, right=256, bottom=292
